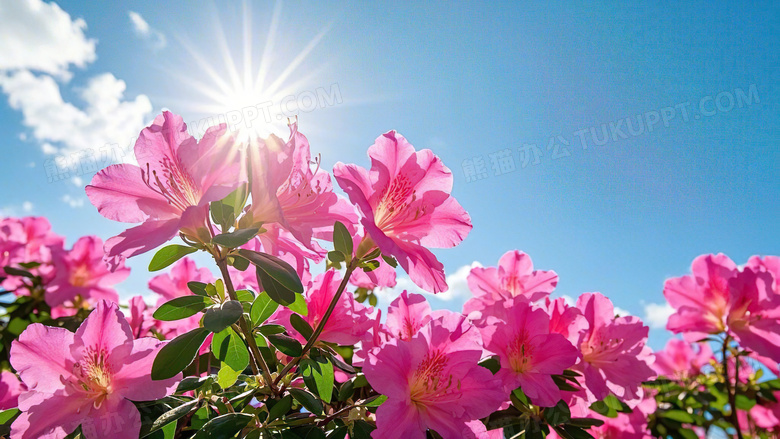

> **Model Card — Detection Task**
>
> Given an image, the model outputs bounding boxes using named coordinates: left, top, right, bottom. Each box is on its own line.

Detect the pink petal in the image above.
left=373, top=399, right=426, bottom=439
left=11, top=390, right=90, bottom=439
left=86, top=164, right=177, bottom=223
left=112, top=337, right=181, bottom=401
left=10, top=324, right=75, bottom=391
left=72, top=301, right=134, bottom=369
left=83, top=396, right=142, bottom=439
left=104, top=217, right=182, bottom=261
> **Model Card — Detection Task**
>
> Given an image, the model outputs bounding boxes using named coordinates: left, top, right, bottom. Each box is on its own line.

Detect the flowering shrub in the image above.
left=0, top=112, right=778, bottom=438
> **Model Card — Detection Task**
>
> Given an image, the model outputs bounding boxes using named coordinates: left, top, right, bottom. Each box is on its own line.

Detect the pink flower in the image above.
left=363, top=312, right=505, bottom=439
left=148, top=257, right=213, bottom=301
left=386, top=291, right=433, bottom=341
left=0, top=216, right=63, bottom=291
left=0, top=370, right=25, bottom=410
left=274, top=270, right=373, bottom=346
left=9, top=301, right=180, bottom=439
left=348, top=230, right=397, bottom=290
left=748, top=391, right=780, bottom=431
left=46, top=236, right=130, bottom=309
left=573, top=293, right=655, bottom=407
left=663, top=253, right=738, bottom=338
left=86, top=111, right=242, bottom=267
left=726, top=268, right=780, bottom=362
left=479, top=297, right=579, bottom=407
left=246, top=122, right=357, bottom=251
left=464, top=250, right=558, bottom=320
left=551, top=394, right=657, bottom=439
left=333, top=131, right=472, bottom=293
left=747, top=255, right=780, bottom=293
left=126, top=296, right=155, bottom=339
left=543, top=297, right=588, bottom=346
left=652, top=339, right=713, bottom=380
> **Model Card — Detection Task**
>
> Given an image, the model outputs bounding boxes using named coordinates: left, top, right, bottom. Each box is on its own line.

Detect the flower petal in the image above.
left=10, top=324, right=75, bottom=391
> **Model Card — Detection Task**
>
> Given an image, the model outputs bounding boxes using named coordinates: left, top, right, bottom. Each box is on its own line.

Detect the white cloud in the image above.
left=0, top=70, right=152, bottom=156
left=1, top=201, right=34, bottom=217
left=643, top=302, right=675, bottom=329
left=128, top=11, right=166, bottom=50
left=61, top=194, right=84, bottom=208
left=0, top=0, right=96, bottom=79
left=559, top=294, right=575, bottom=306
left=613, top=306, right=632, bottom=317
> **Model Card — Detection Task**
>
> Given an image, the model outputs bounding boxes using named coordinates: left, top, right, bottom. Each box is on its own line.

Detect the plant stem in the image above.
left=721, top=335, right=744, bottom=439
left=273, top=259, right=359, bottom=386
left=215, top=257, right=278, bottom=393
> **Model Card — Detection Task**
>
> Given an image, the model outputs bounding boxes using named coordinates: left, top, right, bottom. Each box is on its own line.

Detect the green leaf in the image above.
left=363, top=394, right=387, bottom=407
left=286, top=293, right=308, bottom=316
left=289, top=388, right=323, bottom=415
left=144, top=399, right=200, bottom=436
left=221, top=184, right=249, bottom=218
left=381, top=255, right=397, bottom=268
left=176, top=376, right=212, bottom=392
left=362, top=247, right=381, bottom=261
left=350, top=420, right=375, bottom=439
left=302, top=357, right=334, bottom=403
left=267, top=334, right=303, bottom=357
left=250, top=292, right=278, bottom=326
left=290, top=313, right=314, bottom=340
left=203, top=300, right=243, bottom=333
left=229, top=255, right=250, bottom=271
left=217, top=362, right=241, bottom=389
left=187, top=281, right=209, bottom=296
left=0, top=408, right=20, bottom=425
left=327, top=250, right=345, bottom=263
left=256, top=266, right=296, bottom=306
left=663, top=410, right=694, bottom=423
left=337, top=380, right=355, bottom=402
left=544, top=400, right=571, bottom=426
left=359, top=260, right=379, bottom=272
left=333, top=221, right=353, bottom=257
left=238, top=249, right=304, bottom=294
left=212, top=328, right=249, bottom=372
left=257, top=324, right=286, bottom=335
left=152, top=328, right=210, bottom=380
left=191, top=413, right=254, bottom=439
left=267, top=395, right=293, bottom=421
left=149, top=245, right=198, bottom=272
left=212, top=228, right=259, bottom=248
left=2, top=266, right=34, bottom=278
left=235, top=289, right=254, bottom=302
left=153, top=296, right=211, bottom=321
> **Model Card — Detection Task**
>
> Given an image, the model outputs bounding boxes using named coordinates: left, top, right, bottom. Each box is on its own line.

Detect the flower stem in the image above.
left=215, top=257, right=278, bottom=393
left=721, top=335, right=743, bottom=439
left=273, top=259, right=359, bottom=386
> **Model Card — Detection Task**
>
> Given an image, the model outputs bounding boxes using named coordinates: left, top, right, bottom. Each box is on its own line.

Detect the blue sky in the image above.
left=0, top=1, right=777, bottom=349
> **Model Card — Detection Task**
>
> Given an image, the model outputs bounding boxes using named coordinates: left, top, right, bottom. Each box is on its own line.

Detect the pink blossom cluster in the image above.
left=1, top=111, right=778, bottom=439
left=0, top=216, right=129, bottom=316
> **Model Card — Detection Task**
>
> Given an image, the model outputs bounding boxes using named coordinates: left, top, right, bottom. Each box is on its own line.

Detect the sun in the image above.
left=164, top=0, right=329, bottom=140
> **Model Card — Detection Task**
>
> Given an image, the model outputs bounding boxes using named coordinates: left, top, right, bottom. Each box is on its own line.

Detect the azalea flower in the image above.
left=246, top=122, right=356, bottom=252
left=0, top=370, right=25, bottom=410
left=663, top=253, right=738, bottom=339
left=333, top=131, right=472, bottom=293
left=747, top=255, right=780, bottom=293
left=725, top=268, right=780, bottom=362
left=9, top=301, right=180, bottom=439
left=652, top=339, right=713, bottom=380
left=148, top=257, right=214, bottom=302
left=348, top=230, right=397, bottom=290
left=464, top=250, right=558, bottom=320
left=573, top=293, right=655, bottom=408
left=46, top=236, right=130, bottom=310
left=542, top=297, right=588, bottom=346
left=274, top=270, right=373, bottom=345
left=86, top=111, right=243, bottom=268
left=479, top=297, right=579, bottom=407
left=0, top=216, right=63, bottom=291
left=363, top=312, right=505, bottom=439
